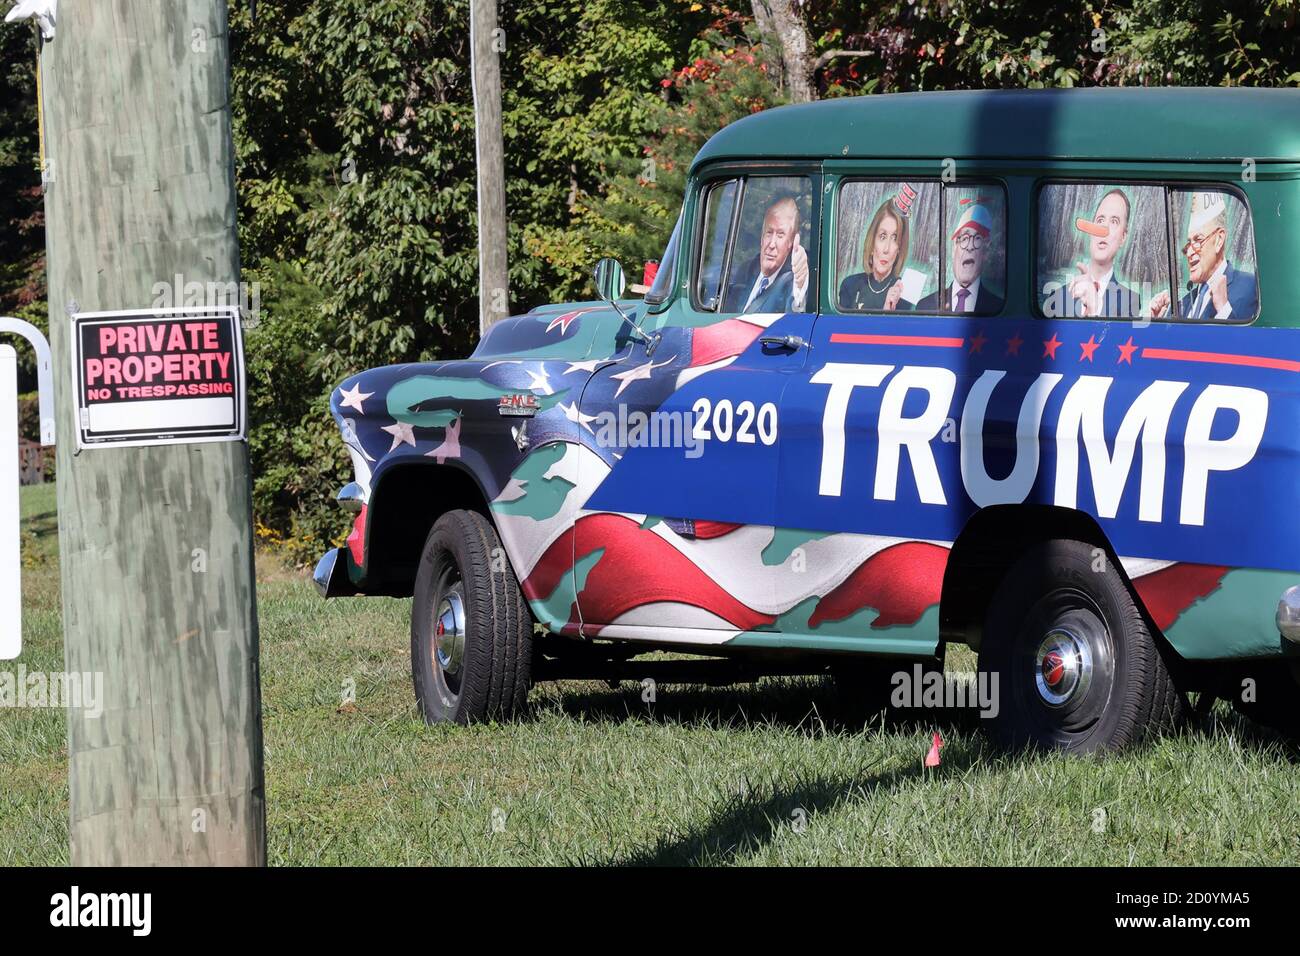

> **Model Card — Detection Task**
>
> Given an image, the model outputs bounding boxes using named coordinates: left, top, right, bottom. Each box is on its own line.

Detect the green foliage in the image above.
left=243, top=257, right=352, bottom=554
left=806, top=0, right=1300, bottom=95
left=1114, top=0, right=1300, bottom=85
left=230, top=0, right=350, bottom=559
left=0, top=22, right=45, bottom=388
left=230, top=0, right=715, bottom=561
left=289, top=0, right=714, bottom=380
left=575, top=23, right=785, bottom=276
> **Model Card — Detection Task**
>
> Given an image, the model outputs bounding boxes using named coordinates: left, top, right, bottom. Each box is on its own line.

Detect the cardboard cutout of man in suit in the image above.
left=720, top=195, right=810, bottom=314
left=1064, top=188, right=1143, bottom=318
left=1148, top=191, right=1258, bottom=322
left=916, top=201, right=1004, bottom=315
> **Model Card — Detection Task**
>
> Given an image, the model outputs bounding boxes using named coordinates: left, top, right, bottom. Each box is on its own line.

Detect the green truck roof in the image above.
left=691, top=88, right=1300, bottom=170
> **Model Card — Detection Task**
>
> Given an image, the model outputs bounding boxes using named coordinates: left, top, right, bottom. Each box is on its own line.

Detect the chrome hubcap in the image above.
left=435, top=591, right=466, bottom=677
left=1034, top=627, right=1093, bottom=707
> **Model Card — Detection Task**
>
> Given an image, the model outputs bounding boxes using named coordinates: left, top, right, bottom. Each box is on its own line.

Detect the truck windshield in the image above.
left=644, top=212, right=683, bottom=306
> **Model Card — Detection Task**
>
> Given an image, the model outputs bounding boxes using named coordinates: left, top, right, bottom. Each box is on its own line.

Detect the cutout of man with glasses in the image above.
left=1148, top=191, right=1258, bottom=321
left=916, top=200, right=1004, bottom=314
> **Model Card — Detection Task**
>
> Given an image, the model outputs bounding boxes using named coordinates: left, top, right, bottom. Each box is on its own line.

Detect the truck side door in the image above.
left=573, top=169, right=822, bottom=640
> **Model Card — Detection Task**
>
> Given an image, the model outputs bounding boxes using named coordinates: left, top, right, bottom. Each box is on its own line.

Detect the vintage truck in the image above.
left=314, top=88, right=1300, bottom=751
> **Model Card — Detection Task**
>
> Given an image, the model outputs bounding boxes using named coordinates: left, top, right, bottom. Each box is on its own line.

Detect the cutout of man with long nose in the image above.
left=1068, top=188, right=1141, bottom=318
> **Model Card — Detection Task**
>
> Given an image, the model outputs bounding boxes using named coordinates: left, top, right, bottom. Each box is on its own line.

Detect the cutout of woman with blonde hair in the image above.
left=840, top=193, right=913, bottom=312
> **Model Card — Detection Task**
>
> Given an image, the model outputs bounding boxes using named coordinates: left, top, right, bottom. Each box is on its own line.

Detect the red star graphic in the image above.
left=1042, top=333, right=1062, bottom=359
left=968, top=329, right=987, bottom=354
left=1005, top=331, right=1024, bottom=356
left=1117, top=336, right=1138, bottom=365
left=1079, top=335, right=1100, bottom=362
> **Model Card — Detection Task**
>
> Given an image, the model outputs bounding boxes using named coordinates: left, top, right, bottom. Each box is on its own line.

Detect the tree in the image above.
left=749, top=0, right=813, bottom=101
left=0, top=22, right=44, bottom=392
left=226, top=0, right=718, bottom=558
left=576, top=21, right=785, bottom=274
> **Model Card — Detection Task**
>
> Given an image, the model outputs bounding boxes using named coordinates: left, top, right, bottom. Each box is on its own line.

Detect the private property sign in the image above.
left=71, top=307, right=246, bottom=449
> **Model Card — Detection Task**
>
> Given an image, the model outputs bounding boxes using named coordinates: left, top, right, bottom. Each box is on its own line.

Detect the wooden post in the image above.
left=39, top=0, right=265, bottom=865
left=470, top=0, right=510, bottom=332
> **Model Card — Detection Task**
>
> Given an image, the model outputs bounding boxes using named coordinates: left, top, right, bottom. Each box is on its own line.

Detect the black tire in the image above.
left=831, top=648, right=945, bottom=720
left=978, top=539, right=1183, bottom=753
left=1231, top=661, right=1300, bottom=739
left=411, top=509, right=533, bottom=724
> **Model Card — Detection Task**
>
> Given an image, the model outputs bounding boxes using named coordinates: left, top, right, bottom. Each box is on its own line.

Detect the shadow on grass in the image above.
left=538, top=677, right=1298, bottom=756
left=599, top=731, right=1000, bottom=866
left=1184, top=706, right=1300, bottom=763
left=578, top=702, right=1297, bottom=866
left=537, top=676, right=985, bottom=739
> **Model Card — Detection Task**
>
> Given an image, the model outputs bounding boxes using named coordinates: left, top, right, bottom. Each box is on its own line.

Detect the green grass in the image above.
left=2, top=482, right=1298, bottom=865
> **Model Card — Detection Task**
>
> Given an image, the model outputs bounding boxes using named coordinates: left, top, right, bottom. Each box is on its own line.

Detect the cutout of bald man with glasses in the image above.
left=1148, top=191, right=1258, bottom=321
left=916, top=200, right=1004, bottom=314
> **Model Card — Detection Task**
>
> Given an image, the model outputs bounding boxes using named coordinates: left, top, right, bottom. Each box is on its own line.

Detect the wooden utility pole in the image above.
left=39, top=0, right=264, bottom=865
left=470, top=0, right=509, bottom=332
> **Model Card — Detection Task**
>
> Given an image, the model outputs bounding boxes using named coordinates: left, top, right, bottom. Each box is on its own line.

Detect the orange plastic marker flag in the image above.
left=924, top=732, right=943, bottom=768
left=1076, top=217, right=1109, bottom=238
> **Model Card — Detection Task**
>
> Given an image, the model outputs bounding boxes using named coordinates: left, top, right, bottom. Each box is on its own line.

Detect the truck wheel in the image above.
left=411, top=509, right=533, bottom=724
left=978, top=539, right=1182, bottom=753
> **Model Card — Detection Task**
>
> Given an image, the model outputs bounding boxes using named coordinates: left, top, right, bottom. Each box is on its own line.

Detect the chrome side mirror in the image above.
left=592, top=258, right=626, bottom=304
left=589, top=257, right=656, bottom=352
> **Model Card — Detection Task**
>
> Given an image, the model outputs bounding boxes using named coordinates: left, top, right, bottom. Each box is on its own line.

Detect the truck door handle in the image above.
left=759, top=334, right=807, bottom=352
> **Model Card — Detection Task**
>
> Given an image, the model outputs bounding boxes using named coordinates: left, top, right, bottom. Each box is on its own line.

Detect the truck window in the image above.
left=695, top=178, right=739, bottom=310
left=1168, top=187, right=1259, bottom=323
left=1037, top=183, right=1171, bottom=319
left=836, top=180, right=940, bottom=313
left=695, top=174, right=817, bottom=315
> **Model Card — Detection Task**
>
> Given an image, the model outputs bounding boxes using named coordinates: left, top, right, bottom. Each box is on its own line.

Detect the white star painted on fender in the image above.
left=525, top=367, right=553, bottom=395
left=563, top=359, right=603, bottom=375
left=381, top=421, right=417, bottom=452
left=558, top=401, right=599, bottom=434
left=425, top=417, right=461, bottom=464
left=338, top=382, right=373, bottom=413
left=512, top=422, right=529, bottom=451
left=609, top=355, right=676, bottom=398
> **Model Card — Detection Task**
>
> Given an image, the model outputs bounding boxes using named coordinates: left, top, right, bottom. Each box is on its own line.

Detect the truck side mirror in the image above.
left=592, top=258, right=626, bottom=304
